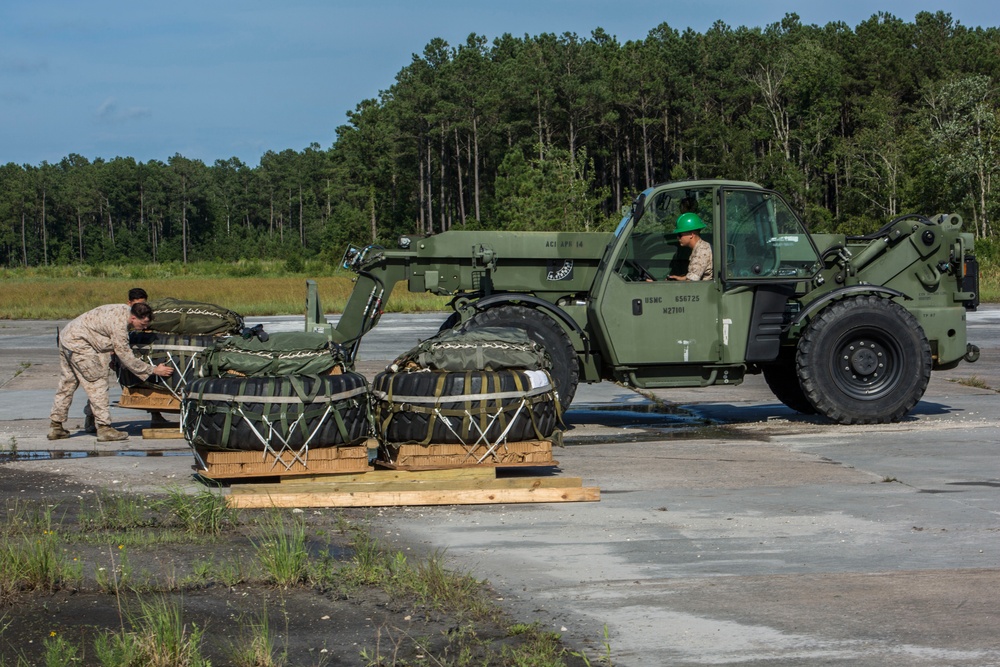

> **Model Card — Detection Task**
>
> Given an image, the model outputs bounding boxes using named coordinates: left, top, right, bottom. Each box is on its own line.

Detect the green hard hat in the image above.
left=673, top=212, right=706, bottom=234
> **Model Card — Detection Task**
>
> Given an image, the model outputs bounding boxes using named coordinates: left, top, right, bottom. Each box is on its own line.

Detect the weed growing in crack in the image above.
left=0, top=524, right=82, bottom=599
left=92, top=596, right=209, bottom=667
left=81, top=491, right=157, bottom=532
left=949, top=375, right=991, bottom=390
left=95, top=544, right=134, bottom=594
left=41, top=632, right=79, bottom=667
left=158, top=487, right=239, bottom=537
left=252, top=511, right=309, bottom=587
left=229, top=604, right=288, bottom=667
left=185, top=555, right=249, bottom=588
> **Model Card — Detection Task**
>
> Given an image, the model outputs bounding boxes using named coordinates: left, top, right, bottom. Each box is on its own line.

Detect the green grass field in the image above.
left=0, top=259, right=994, bottom=320
left=0, top=263, right=448, bottom=319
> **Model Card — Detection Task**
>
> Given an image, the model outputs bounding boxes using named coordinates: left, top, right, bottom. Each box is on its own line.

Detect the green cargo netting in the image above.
left=388, top=326, right=550, bottom=373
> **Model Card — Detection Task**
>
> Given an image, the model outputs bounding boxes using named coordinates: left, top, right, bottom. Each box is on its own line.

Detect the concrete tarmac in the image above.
left=1, top=309, right=998, bottom=665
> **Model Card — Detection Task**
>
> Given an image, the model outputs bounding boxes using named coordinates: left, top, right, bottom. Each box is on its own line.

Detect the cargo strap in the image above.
left=183, top=378, right=368, bottom=471
left=374, top=371, right=556, bottom=458
left=132, top=342, right=211, bottom=399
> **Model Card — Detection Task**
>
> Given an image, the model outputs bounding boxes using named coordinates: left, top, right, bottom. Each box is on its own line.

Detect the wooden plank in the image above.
left=231, top=475, right=583, bottom=496
left=141, top=427, right=184, bottom=439
left=377, top=459, right=559, bottom=471
left=226, top=485, right=601, bottom=508
left=280, top=466, right=497, bottom=485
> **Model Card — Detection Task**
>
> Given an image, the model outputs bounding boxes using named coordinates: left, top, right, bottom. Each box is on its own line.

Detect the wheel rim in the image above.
left=831, top=327, right=904, bottom=400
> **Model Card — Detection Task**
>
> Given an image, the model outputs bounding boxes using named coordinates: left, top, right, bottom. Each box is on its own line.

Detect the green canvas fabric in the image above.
left=388, top=326, right=550, bottom=373
left=147, top=298, right=244, bottom=336
left=197, top=331, right=344, bottom=377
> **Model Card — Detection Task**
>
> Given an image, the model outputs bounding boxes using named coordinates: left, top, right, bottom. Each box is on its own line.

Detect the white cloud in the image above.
left=96, top=98, right=151, bottom=123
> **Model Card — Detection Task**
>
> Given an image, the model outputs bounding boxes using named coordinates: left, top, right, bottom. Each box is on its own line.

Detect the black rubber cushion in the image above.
left=372, top=369, right=558, bottom=445
left=182, top=373, right=371, bottom=451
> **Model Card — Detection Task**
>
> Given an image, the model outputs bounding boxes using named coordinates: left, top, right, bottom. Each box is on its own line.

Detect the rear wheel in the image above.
left=797, top=296, right=930, bottom=424
left=463, top=305, right=579, bottom=410
left=762, top=354, right=816, bottom=415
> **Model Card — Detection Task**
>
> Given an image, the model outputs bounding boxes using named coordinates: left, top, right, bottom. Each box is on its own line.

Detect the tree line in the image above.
left=2, top=11, right=999, bottom=268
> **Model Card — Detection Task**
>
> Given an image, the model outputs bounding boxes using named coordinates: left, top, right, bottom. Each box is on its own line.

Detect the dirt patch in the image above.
left=0, top=467, right=588, bottom=666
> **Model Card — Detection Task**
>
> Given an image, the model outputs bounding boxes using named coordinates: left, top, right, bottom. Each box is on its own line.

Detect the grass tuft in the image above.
left=252, top=511, right=309, bottom=587
left=158, top=488, right=239, bottom=537
left=92, top=596, right=209, bottom=667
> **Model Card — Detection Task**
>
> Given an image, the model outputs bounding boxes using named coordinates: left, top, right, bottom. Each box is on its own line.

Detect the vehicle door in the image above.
left=592, top=185, right=721, bottom=366
left=719, top=187, right=823, bottom=363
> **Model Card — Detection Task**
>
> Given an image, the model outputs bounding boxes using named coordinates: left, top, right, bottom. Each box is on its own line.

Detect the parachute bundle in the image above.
left=182, top=331, right=371, bottom=459
left=196, top=331, right=345, bottom=377
left=146, top=297, right=245, bottom=336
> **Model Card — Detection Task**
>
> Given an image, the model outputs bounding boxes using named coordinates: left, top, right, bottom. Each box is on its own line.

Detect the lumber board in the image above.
left=231, top=475, right=583, bottom=496
left=280, top=466, right=497, bottom=484
left=226, top=485, right=600, bottom=508
left=141, top=427, right=184, bottom=439
left=377, top=460, right=559, bottom=471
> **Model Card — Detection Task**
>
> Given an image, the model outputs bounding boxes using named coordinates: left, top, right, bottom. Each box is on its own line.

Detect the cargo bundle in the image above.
left=182, top=331, right=373, bottom=470
left=371, top=326, right=561, bottom=468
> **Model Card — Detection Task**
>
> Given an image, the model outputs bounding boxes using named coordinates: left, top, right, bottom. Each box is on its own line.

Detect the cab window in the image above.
left=723, top=190, right=820, bottom=280
left=616, top=187, right=713, bottom=281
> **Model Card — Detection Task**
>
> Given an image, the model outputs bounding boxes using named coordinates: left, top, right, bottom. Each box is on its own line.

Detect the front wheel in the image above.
left=797, top=296, right=931, bottom=424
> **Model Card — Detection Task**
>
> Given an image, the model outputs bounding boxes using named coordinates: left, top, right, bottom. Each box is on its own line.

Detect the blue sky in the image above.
left=2, top=0, right=998, bottom=168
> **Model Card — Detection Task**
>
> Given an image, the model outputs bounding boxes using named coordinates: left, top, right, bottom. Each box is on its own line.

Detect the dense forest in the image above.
left=2, top=11, right=999, bottom=268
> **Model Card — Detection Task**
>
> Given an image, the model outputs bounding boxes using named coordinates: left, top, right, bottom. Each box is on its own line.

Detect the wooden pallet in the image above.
left=378, top=439, right=556, bottom=470
left=118, top=386, right=180, bottom=412
left=226, top=466, right=599, bottom=508
left=194, top=444, right=372, bottom=480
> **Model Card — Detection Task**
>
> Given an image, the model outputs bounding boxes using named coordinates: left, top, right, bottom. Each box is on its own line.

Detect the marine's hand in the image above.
left=152, top=363, right=174, bottom=377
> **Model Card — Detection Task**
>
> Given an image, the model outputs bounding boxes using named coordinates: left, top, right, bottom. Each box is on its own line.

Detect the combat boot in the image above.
left=149, top=411, right=173, bottom=429
left=47, top=420, right=70, bottom=440
left=96, top=425, right=128, bottom=442
left=83, top=408, right=97, bottom=434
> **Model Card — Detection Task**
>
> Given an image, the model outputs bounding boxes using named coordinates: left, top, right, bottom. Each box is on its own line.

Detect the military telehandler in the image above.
left=307, top=179, right=980, bottom=424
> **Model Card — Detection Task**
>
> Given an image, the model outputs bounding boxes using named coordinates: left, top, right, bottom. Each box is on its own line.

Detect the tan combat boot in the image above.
left=47, top=420, right=70, bottom=440
left=96, top=425, right=129, bottom=442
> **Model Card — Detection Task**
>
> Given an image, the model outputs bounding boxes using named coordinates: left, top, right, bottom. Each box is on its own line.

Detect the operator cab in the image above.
left=593, top=180, right=822, bottom=385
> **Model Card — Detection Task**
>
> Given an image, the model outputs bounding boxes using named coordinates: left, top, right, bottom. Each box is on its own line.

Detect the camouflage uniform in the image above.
left=686, top=238, right=713, bottom=281
left=50, top=304, right=155, bottom=428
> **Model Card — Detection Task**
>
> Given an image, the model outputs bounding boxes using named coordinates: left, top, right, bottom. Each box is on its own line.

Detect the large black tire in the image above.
left=372, top=369, right=558, bottom=445
left=182, top=373, right=371, bottom=451
left=797, top=296, right=931, bottom=425
left=762, top=353, right=817, bottom=415
left=462, top=305, right=579, bottom=410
